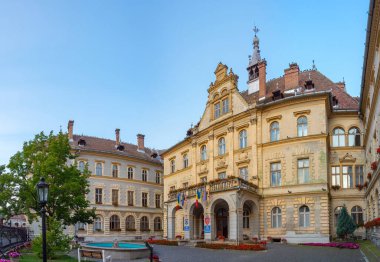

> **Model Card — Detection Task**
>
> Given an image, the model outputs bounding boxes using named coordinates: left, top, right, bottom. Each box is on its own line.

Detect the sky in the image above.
left=0, top=0, right=369, bottom=165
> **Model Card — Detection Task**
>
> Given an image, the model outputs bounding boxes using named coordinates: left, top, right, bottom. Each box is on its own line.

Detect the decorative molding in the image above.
left=293, top=110, right=311, bottom=117
left=208, top=134, right=215, bottom=140
left=250, top=117, right=257, bottom=125
left=339, top=153, right=357, bottom=163
left=235, top=159, right=251, bottom=166
left=266, top=115, right=282, bottom=123
left=235, top=123, right=249, bottom=131
left=227, top=126, right=234, bottom=133
left=215, top=132, right=227, bottom=139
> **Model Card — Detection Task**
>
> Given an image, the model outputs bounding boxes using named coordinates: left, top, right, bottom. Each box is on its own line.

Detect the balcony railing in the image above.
left=167, top=177, right=257, bottom=202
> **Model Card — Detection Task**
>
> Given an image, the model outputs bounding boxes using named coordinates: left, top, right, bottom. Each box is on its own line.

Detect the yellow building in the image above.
left=361, top=0, right=380, bottom=246
left=162, top=29, right=365, bottom=243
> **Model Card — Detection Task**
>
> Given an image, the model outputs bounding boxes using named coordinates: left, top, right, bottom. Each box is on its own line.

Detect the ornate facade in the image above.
left=361, top=0, right=380, bottom=246
left=162, top=30, right=366, bottom=243
left=67, top=121, right=164, bottom=241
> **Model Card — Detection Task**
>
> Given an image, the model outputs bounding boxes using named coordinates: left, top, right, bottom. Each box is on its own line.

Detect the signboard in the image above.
left=204, top=215, right=211, bottom=233
left=184, top=218, right=190, bottom=231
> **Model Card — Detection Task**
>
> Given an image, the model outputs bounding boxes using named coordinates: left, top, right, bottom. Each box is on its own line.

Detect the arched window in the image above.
left=239, top=130, right=248, bottom=148
left=170, top=160, right=175, bottom=173
left=332, top=128, right=345, bottom=147
left=140, top=216, right=149, bottom=231
left=93, top=217, right=102, bottom=232
left=154, top=217, right=162, bottom=231
left=126, top=215, right=135, bottom=230
left=110, top=215, right=120, bottom=231
left=297, top=116, right=308, bottom=137
left=200, top=145, right=207, bottom=161
left=243, top=207, right=250, bottom=229
left=218, top=138, right=226, bottom=156
left=299, top=205, right=310, bottom=227
left=78, top=161, right=85, bottom=173
left=95, top=163, right=103, bottom=176
left=112, top=164, right=118, bottom=178
left=348, top=127, right=361, bottom=146
left=183, top=154, right=188, bottom=168
left=351, top=206, right=363, bottom=225
left=271, top=207, right=282, bottom=228
left=270, top=122, right=280, bottom=142
left=128, top=167, right=134, bottom=179
left=334, top=206, right=343, bottom=226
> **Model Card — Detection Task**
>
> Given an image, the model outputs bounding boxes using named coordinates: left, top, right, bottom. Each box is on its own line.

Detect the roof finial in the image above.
left=312, top=60, right=317, bottom=70
left=343, top=77, right=345, bottom=83
left=253, top=26, right=260, bottom=36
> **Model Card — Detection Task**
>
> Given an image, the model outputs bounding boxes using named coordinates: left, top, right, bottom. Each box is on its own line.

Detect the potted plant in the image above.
left=217, top=235, right=225, bottom=242
left=371, top=161, right=377, bottom=170
left=367, top=173, right=372, bottom=180
left=331, top=185, right=341, bottom=191
left=355, top=184, right=364, bottom=191
left=377, top=147, right=380, bottom=154
left=8, top=252, right=20, bottom=262
left=175, top=235, right=182, bottom=240
left=364, top=181, right=368, bottom=188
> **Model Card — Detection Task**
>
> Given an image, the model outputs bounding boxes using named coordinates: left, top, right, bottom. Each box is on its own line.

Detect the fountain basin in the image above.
left=81, top=242, right=150, bottom=261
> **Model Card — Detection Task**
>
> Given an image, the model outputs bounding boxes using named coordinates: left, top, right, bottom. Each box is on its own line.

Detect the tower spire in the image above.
left=249, top=26, right=261, bottom=66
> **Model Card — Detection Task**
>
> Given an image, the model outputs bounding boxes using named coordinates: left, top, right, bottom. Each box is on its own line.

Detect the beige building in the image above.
left=361, top=0, right=380, bottom=246
left=162, top=29, right=365, bottom=243
left=67, top=121, right=164, bottom=241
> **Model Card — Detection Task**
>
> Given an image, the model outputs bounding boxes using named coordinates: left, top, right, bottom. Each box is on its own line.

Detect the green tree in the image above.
left=0, top=131, right=96, bottom=225
left=336, top=205, right=357, bottom=239
left=32, top=218, right=72, bottom=259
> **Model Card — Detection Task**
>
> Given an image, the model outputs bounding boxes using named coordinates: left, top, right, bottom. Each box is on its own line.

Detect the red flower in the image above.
left=371, top=162, right=377, bottom=170
left=377, top=147, right=380, bottom=154
left=367, top=173, right=372, bottom=179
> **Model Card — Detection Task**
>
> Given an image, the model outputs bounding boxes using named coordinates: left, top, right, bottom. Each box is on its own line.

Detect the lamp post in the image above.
left=37, top=177, right=49, bottom=262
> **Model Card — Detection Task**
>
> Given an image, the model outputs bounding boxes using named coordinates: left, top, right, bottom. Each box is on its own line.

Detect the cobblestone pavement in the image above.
left=152, top=243, right=366, bottom=262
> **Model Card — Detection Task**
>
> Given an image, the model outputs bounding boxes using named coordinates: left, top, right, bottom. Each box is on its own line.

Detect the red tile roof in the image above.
left=71, top=135, right=162, bottom=165
left=240, top=69, right=359, bottom=110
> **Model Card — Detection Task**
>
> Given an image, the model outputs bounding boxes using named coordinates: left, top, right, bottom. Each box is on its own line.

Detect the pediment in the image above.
left=339, top=153, right=356, bottom=163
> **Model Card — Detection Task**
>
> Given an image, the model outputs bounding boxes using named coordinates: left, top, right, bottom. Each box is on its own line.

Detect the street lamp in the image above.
left=37, top=177, right=49, bottom=262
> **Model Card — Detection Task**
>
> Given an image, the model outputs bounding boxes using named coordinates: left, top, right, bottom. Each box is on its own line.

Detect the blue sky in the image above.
left=0, top=0, right=368, bottom=165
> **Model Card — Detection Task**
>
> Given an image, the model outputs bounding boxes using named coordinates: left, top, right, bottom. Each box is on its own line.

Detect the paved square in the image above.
left=152, top=243, right=365, bottom=262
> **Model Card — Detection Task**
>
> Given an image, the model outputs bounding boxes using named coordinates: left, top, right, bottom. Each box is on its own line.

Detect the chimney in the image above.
left=137, top=134, right=145, bottom=151
left=284, top=63, right=299, bottom=89
left=115, top=128, right=120, bottom=146
left=336, top=81, right=346, bottom=92
left=68, top=120, right=74, bottom=142
left=258, top=60, right=267, bottom=98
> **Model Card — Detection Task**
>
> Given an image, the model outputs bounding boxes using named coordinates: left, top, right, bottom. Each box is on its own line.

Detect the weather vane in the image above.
left=253, top=26, right=259, bottom=36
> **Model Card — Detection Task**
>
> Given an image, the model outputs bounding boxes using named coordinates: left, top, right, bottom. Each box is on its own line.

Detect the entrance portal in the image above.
left=190, top=203, right=204, bottom=239
left=216, top=207, right=228, bottom=238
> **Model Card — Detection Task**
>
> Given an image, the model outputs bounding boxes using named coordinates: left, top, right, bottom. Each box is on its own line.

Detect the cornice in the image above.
left=260, top=134, right=327, bottom=148
left=89, top=175, right=163, bottom=187
left=293, top=110, right=311, bottom=117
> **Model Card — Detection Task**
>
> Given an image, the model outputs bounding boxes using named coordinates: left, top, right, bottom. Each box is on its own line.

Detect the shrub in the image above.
left=32, top=218, right=72, bottom=259
left=147, top=240, right=178, bottom=246
left=336, top=206, right=357, bottom=239
left=196, top=243, right=266, bottom=251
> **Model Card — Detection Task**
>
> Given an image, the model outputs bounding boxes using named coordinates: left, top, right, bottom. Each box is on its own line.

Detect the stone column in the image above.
left=229, top=209, right=238, bottom=240
left=167, top=215, right=174, bottom=240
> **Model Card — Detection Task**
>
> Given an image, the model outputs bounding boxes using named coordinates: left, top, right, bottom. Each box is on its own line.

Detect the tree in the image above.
left=336, top=205, right=357, bottom=239
left=0, top=131, right=96, bottom=225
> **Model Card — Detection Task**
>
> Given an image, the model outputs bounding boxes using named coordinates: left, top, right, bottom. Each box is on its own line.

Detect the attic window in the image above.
left=304, top=80, right=314, bottom=90
left=78, top=139, right=86, bottom=146
left=151, top=153, right=158, bottom=158
left=248, top=66, right=259, bottom=81
left=117, top=145, right=125, bottom=151
left=186, top=128, right=193, bottom=137
left=272, top=90, right=283, bottom=101
left=332, top=96, right=339, bottom=107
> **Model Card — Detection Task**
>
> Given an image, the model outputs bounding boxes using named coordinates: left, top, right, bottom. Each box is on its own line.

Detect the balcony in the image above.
left=167, top=177, right=258, bottom=202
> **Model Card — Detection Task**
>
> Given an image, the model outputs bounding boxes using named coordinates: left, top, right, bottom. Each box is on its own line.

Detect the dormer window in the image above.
left=78, top=139, right=86, bottom=146
left=304, top=80, right=314, bottom=90
left=151, top=152, right=158, bottom=158
left=116, top=145, right=124, bottom=151
left=332, top=96, right=339, bottom=107
left=272, top=90, right=283, bottom=101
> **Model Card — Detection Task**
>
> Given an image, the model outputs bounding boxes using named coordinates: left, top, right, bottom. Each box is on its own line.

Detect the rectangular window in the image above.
left=214, top=103, right=220, bottom=119
left=142, top=192, right=148, bottom=207
left=355, top=165, right=364, bottom=186
left=170, top=186, right=176, bottom=192
left=95, top=188, right=102, bottom=204
left=222, top=98, right=229, bottom=114
left=331, top=166, right=340, bottom=186
left=183, top=182, right=189, bottom=188
left=200, top=177, right=207, bottom=183
left=155, top=194, right=161, bottom=208
left=112, top=164, right=118, bottom=178
left=218, top=172, right=226, bottom=179
left=128, top=191, right=134, bottom=206
left=155, top=171, right=161, bottom=184
left=112, top=189, right=118, bottom=206
left=142, top=169, right=148, bottom=182
left=297, top=159, right=310, bottom=184
left=270, top=162, right=281, bottom=187
left=239, top=167, right=248, bottom=181
left=342, top=166, right=353, bottom=188
left=127, top=167, right=134, bottom=179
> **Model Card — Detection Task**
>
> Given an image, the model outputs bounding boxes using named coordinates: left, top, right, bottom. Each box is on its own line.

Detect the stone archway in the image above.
left=169, top=206, right=183, bottom=239
left=211, top=199, right=230, bottom=239
left=189, top=203, right=204, bottom=240
left=242, top=200, right=259, bottom=239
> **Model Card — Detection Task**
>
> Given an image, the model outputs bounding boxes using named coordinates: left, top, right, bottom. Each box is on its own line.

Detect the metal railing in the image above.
left=0, top=225, right=30, bottom=258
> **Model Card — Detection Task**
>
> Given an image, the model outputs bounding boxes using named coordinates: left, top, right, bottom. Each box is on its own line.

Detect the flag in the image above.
left=195, top=189, right=199, bottom=208
left=181, top=192, right=185, bottom=206
left=203, top=187, right=207, bottom=203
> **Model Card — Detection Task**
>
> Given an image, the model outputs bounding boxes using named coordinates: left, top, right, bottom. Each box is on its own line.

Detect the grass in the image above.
left=357, top=240, right=380, bottom=262
left=19, top=253, right=77, bottom=262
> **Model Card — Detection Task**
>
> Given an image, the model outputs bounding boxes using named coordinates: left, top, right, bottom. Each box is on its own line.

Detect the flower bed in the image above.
left=196, top=243, right=266, bottom=251
left=147, top=239, right=179, bottom=246
left=301, top=242, right=359, bottom=249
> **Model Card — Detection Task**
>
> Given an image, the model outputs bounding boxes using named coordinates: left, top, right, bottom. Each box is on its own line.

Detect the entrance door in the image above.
left=216, top=208, right=228, bottom=238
